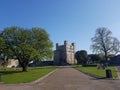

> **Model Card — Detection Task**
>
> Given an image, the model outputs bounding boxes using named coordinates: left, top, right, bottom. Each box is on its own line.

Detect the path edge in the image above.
left=29, top=68, right=58, bottom=84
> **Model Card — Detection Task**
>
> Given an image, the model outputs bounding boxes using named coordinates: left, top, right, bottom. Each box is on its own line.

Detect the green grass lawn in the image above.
left=0, top=66, right=58, bottom=84
left=75, top=65, right=118, bottom=78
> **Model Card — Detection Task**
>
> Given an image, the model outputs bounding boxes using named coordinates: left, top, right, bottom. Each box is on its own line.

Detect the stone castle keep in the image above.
left=54, top=41, right=77, bottom=65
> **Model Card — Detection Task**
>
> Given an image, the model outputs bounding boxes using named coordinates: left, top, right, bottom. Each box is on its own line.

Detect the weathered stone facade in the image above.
left=54, top=41, right=77, bottom=65
left=0, top=59, right=19, bottom=68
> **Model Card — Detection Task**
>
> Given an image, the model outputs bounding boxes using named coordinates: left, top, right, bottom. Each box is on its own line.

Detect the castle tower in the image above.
left=56, top=43, right=59, bottom=49
left=54, top=41, right=77, bottom=65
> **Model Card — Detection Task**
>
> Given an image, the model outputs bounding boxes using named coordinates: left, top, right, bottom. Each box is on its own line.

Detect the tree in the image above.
left=0, top=35, right=12, bottom=63
left=75, top=50, right=88, bottom=66
left=0, top=26, right=53, bottom=72
left=0, top=36, right=9, bottom=69
left=91, top=27, right=120, bottom=61
left=88, top=54, right=102, bottom=64
left=0, top=36, right=7, bottom=60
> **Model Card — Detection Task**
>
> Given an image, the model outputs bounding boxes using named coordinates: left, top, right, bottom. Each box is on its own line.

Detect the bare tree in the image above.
left=91, top=27, right=120, bottom=61
left=111, top=37, right=120, bottom=54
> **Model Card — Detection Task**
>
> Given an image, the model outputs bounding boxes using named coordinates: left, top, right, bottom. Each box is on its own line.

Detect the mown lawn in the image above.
left=0, top=66, right=58, bottom=84
left=75, top=65, right=118, bottom=78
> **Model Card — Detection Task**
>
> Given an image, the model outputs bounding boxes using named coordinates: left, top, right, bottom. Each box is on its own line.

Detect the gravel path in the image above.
left=0, top=67, right=120, bottom=90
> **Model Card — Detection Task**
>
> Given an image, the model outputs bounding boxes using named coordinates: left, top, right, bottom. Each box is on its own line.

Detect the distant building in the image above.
left=54, top=40, right=77, bottom=65
left=0, top=59, right=19, bottom=68
left=7, top=59, right=19, bottom=68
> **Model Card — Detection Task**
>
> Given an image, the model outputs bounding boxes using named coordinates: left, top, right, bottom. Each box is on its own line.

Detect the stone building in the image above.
left=7, top=59, right=19, bottom=68
left=54, top=41, right=77, bottom=65
left=0, top=59, right=19, bottom=68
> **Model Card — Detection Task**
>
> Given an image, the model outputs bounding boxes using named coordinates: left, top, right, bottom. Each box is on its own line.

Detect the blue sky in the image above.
left=0, top=0, right=120, bottom=53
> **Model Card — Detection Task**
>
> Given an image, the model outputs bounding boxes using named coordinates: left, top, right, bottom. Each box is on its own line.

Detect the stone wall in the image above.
left=0, top=59, right=19, bottom=68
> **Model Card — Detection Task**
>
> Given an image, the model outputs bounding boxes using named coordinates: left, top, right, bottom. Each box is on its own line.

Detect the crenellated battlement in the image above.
left=54, top=40, right=77, bottom=65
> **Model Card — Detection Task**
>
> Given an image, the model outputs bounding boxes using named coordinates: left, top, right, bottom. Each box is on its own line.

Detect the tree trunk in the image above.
left=22, top=65, right=28, bottom=72
left=18, top=57, right=29, bottom=72
left=104, top=51, right=108, bottom=61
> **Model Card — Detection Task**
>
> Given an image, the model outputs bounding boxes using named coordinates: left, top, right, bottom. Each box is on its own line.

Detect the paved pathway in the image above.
left=0, top=67, right=120, bottom=90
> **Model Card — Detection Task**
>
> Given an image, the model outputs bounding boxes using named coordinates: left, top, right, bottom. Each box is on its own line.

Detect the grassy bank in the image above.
left=75, top=65, right=118, bottom=78
left=0, top=66, right=58, bottom=84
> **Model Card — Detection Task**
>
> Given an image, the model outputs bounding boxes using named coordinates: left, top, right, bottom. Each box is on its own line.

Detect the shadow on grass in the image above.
left=28, top=66, right=58, bottom=70
left=73, top=66, right=118, bottom=80
left=73, top=66, right=105, bottom=79
left=90, top=76, right=106, bottom=80
left=0, top=66, right=58, bottom=75
left=90, top=77, right=119, bottom=80
left=0, top=70, right=22, bottom=75
left=0, top=68, right=52, bottom=75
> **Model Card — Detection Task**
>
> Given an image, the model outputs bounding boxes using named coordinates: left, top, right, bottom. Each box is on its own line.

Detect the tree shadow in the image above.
left=90, top=76, right=119, bottom=80
left=0, top=70, right=22, bottom=75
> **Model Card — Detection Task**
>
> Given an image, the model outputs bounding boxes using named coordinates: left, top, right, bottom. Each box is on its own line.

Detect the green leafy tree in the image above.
left=0, top=35, right=11, bottom=68
left=1, top=26, right=53, bottom=72
left=31, top=28, right=53, bottom=59
left=0, top=36, right=6, bottom=59
left=91, top=27, right=120, bottom=61
left=75, top=50, right=88, bottom=66
left=0, top=37, right=6, bottom=68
